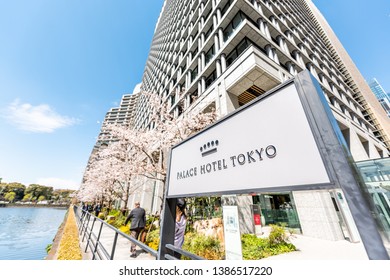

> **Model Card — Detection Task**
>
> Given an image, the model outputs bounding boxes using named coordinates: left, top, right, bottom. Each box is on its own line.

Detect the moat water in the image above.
left=0, top=207, right=66, bottom=260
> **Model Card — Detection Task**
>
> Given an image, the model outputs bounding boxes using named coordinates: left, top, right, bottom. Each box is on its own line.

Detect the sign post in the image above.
left=222, top=205, right=242, bottom=260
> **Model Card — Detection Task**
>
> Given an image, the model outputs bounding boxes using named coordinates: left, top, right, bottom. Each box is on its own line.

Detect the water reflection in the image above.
left=0, top=207, right=66, bottom=260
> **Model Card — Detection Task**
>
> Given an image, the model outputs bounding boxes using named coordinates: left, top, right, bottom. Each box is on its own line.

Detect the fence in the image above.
left=74, top=205, right=203, bottom=260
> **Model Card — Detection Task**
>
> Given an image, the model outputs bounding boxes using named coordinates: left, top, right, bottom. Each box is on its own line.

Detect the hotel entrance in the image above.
left=252, top=193, right=301, bottom=231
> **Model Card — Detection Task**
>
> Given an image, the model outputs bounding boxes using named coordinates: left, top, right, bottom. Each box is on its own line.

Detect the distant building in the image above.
left=368, top=78, right=390, bottom=118
left=82, top=84, right=141, bottom=183
left=97, top=84, right=141, bottom=145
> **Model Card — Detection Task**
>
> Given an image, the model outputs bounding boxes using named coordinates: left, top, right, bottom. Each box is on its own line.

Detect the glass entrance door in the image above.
left=252, top=192, right=301, bottom=230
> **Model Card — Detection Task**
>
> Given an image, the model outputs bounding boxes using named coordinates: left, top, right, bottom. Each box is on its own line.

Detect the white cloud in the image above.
left=4, top=99, right=78, bottom=133
left=37, top=177, right=80, bottom=190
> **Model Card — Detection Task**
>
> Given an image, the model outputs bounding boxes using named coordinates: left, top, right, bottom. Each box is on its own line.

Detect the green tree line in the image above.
left=0, top=182, right=75, bottom=204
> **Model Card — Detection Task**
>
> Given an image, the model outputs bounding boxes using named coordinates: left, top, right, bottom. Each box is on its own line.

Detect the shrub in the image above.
left=109, top=209, right=121, bottom=216
left=182, top=232, right=224, bottom=260
left=241, top=234, right=270, bottom=259
left=46, top=244, right=52, bottom=253
left=97, top=212, right=106, bottom=220
left=145, top=229, right=160, bottom=251
left=107, top=211, right=126, bottom=228
left=241, top=225, right=296, bottom=260
left=268, top=224, right=290, bottom=245
left=145, top=215, right=158, bottom=232
left=119, top=225, right=130, bottom=235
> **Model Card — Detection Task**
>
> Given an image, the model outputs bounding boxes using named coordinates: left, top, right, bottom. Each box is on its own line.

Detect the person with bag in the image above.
left=174, top=198, right=187, bottom=259
left=124, top=201, right=146, bottom=258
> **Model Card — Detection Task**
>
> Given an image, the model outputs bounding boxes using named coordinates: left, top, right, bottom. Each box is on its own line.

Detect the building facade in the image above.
left=97, top=85, right=141, bottom=145
left=368, top=78, right=390, bottom=118
left=82, top=86, right=140, bottom=185
left=134, top=0, right=389, bottom=246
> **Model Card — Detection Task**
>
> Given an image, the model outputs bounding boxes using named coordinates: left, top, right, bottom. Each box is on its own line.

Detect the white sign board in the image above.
left=222, top=205, right=242, bottom=260
left=167, top=83, right=331, bottom=197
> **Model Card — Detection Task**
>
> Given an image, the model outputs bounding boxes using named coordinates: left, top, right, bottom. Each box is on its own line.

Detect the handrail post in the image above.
left=92, top=221, right=104, bottom=260
left=80, top=210, right=89, bottom=236
left=76, top=207, right=82, bottom=227
left=85, top=216, right=97, bottom=253
left=82, top=214, right=91, bottom=242
left=73, top=208, right=159, bottom=260
left=110, top=232, right=119, bottom=260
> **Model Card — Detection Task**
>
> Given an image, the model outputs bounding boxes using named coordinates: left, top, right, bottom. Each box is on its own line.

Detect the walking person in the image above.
left=94, top=203, right=101, bottom=217
left=87, top=203, right=93, bottom=213
left=174, top=198, right=187, bottom=259
left=124, top=201, right=146, bottom=258
left=81, top=202, right=87, bottom=219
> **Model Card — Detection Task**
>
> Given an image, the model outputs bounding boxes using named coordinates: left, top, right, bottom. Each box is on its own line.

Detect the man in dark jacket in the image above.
left=124, top=201, right=146, bottom=257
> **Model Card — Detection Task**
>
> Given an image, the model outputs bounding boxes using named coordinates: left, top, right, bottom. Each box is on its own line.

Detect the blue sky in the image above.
left=0, top=0, right=164, bottom=189
left=313, top=0, right=390, bottom=91
left=0, top=0, right=389, bottom=190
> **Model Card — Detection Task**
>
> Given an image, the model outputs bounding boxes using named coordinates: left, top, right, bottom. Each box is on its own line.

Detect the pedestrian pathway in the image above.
left=76, top=208, right=385, bottom=261
left=264, top=234, right=369, bottom=260
left=77, top=210, right=156, bottom=260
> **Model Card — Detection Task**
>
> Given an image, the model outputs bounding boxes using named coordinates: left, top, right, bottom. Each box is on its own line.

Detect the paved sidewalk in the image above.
left=264, top=234, right=369, bottom=260
left=76, top=211, right=383, bottom=261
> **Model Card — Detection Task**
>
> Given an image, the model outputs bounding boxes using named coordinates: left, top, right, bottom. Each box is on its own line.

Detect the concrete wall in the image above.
left=292, top=190, right=344, bottom=241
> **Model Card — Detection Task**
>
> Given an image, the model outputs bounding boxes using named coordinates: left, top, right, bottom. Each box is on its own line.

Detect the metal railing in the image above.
left=74, top=205, right=204, bottom=260
left=74, top=205, right=158, bottom=260
left=164, top=244, right=205, bottom=260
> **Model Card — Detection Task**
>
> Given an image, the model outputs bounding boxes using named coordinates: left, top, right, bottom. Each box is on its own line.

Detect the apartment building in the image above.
left=97, top=85, right=140, bottom=145
left=83, top=86, right=140, bottom=183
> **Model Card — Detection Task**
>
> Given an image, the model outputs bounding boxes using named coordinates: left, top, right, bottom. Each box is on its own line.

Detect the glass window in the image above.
left=191, top=66, right=198, bottom=82
left=170, top=95, right=175, bottom=106
left=221, top=0, right=232, bottom=16
left=193, top=29, right=199, bottom=38
left=205, top=44, right=215, bottom=65
left=204, top=8, right=212, bottom=20
left=232, top=12, right=243, bottom=29
left=193, top=47, right=198, bottom=57
left=205, top=24, right=213, bottom=40
left=223, top=12, right=244, bottom=41
left=236, top=38, right=248, bottom=56
left=226, top=37, right=251, bottom=67
left=226, top=50, right=238, bottom=66
left=206, top=70, right=216, bottom=88
left=223, top=24, right=233, bottom=41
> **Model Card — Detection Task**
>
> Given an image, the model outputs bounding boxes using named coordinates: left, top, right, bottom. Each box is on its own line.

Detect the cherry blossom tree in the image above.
left=78, top=91, right=217, bottom=210
left=107, top=91, right=216, bottom=186
left=78, top=140, right=141, bottom=210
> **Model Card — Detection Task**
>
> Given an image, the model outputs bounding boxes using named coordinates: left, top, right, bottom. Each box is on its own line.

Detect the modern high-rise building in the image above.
left=97, top=84, right=141, bottom=146
left=83, top=85, right=140, bottom=182
left=133, top=0, right=390, bottom=248
left=138, top=0, right=389, bottom=159
left=368, top=78, right=390, bottom=118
